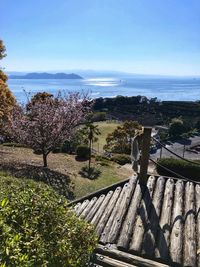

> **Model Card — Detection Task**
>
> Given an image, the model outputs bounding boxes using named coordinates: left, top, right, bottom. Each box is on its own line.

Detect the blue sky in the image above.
left=1, top=0, right=200, bottom=75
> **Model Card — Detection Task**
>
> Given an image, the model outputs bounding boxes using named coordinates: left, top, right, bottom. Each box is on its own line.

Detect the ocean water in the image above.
left=7, top=77, right=200, bottom=103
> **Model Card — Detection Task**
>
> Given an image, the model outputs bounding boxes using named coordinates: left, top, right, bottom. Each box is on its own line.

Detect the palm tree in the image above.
left=82, top=123, right=101, bottom=170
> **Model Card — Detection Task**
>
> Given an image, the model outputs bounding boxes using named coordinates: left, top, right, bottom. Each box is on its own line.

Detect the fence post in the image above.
left=139, top=127, right=152, bottom=184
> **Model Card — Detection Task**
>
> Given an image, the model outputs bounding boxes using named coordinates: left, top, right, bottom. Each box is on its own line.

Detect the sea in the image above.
left=7, top=76, right=200, bottom=103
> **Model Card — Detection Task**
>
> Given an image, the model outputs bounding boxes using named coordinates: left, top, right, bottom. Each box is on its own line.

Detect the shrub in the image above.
left=111, top=154, right=131, bottom=165
left=52, top=146, right=61, bottom=153
left=86, top=112, right=107, bottom=122
left=95, top=155, right=109, bottom=161
left=157, top=158, right=200, bottom=181
left=0, top=174, right=97, bottom=266
left=95, top=155, right=110, bottom=166
left=3, top=142, right=26, bottom=148
left=76, top=145, right=90, bottom=159
left=79, top=165, right=101, bottom=180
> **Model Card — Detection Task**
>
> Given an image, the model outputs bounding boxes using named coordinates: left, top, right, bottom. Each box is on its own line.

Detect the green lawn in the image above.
left=0, top=144, right=131, bottom=200
left=93, top=121, right=121, bottom=152
left=73, top=161, right=128, bottom=198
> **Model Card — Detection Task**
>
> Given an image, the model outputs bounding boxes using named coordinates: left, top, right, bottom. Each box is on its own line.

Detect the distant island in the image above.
left=9, top=72, right=83, bottom=79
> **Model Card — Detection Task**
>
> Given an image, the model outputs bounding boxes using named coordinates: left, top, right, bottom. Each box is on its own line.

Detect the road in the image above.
left=151, top=136, right=200, bottom=161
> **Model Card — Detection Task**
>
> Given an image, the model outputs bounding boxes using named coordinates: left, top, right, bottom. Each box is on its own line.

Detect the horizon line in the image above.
left=5, top=69, right=200, bottom=78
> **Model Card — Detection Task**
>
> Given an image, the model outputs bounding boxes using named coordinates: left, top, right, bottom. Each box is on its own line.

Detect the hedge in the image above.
left=111, top=154, right=131, bottom=165
left=0, top=173, right=97, bottom=266
left=76, top=145, right=90, bottom=159
left=157, top=158, right=200, bottom=181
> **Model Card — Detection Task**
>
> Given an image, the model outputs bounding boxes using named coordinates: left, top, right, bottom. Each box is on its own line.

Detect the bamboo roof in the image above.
left=72, top=174, right=200, bottom=267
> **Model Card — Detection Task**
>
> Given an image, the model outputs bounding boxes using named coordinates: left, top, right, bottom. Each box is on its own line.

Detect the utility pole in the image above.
left=160, top=146, right=162, bottom=159
left=183, top=144, right=186, bottom=158
left=139, top=127, right=152, bottom=185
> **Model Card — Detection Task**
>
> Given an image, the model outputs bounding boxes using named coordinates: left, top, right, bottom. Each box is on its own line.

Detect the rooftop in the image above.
left=72, top=174, right=200, bottom=267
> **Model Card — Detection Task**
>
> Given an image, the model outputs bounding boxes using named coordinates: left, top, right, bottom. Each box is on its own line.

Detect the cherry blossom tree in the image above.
left=10, top=92, right=91, bottom=167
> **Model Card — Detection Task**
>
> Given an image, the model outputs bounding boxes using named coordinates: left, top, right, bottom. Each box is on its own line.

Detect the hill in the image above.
left=9, top=72, right=83, bottom=79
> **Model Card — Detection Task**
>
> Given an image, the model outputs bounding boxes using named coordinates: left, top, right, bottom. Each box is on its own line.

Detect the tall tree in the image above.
left=169, top=118, right=186, bottom=139
left=0, top=40, right=16, bottom=130
left=10, top=92, right=90, bottom=167
left=82, top=123, right=101, bottom=169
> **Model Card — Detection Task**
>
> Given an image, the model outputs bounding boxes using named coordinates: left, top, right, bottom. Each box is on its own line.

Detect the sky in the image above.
left=1, top=0, right=200, bottom=76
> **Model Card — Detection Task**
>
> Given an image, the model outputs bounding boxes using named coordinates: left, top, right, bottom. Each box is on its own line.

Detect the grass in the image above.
left=93, top=121, right=121, bottom=152
left=0, top=144, right=131, bottom=199
left=74, top=161, right=127, bottom=198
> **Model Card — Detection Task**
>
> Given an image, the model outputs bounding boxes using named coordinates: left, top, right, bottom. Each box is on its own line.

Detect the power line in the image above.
left=152, top=136, right=200, bottom=166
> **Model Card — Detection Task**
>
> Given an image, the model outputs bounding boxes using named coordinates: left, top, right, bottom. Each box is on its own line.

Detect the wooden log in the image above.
left=73, top=202, right=81, bottom=213
left=96, top=186, right=122, bottom=236
left=142, top=176, right=165, bottom=257
left=196, top=184, right=200, bottom=267
left=105, top=176, right=137, bottom=244
left=85, top=194, right=105, bottom=222
left=154, top=178, right=174, bottom=261
left=100, top=179, right=136, bottom=244
left=139, top=127, right=152, bottom=184
left=75, top=199, right=89, bottom=216
left=80, top=197, right=97, bottom=218
left=89, top=264, right=102, bottom=267
left=92, top=253, right=138, bottom=267
left=169, top=180, right=184, bottom=265
left=117, top=179, right=144, bottom=250
left=96, top=244, right=171, bottom=267
left=91, top=190, right=113, bottom=227
left=183, top=181, right=196, bottom=267
left=129, top=176, right=156, bottom=253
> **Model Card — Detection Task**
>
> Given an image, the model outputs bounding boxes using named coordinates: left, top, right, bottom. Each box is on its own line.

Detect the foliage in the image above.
left=196, top=120, right=200, bottom=130
left=51, top=129, right=85, bottom=154
left=157, top=158, right=200, bottom=181
left=81, top=123, right=101, bottom=169
left=104, top=120, right=141, bottom=154
left=168, top=118, right=187, bottom=139
left=0, top=40, right=16, bottom=130
left=0, top=173, right=97, bottom=267
left=10, top=92, right=90, bottom=167
left=79, top=165, right=101, bottom=179
left=159, top=131, right=169, bottom=142
left=0, top=70, right=8, bottom=83
left=86, top=112, right=107, bottom=122
left=95, top=155, right=109, bottom=161
left=76, top=145, right=90, bottom=159
left=95, top=155, right=110, bottom=166
left=111, top=154, right=131, bottom=165
left=3, top=142, right=26, bottom=148
left=0, top=40, right=6, bottom=59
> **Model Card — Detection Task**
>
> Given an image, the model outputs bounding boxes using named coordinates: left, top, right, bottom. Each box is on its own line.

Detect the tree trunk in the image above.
left=43, top=153, right=48, bottom=167
left=89, top=139, right=92, bottom=170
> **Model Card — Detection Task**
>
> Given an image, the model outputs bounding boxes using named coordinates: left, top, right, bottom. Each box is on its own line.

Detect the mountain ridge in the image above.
left=9, top=72, right=83, bottom=79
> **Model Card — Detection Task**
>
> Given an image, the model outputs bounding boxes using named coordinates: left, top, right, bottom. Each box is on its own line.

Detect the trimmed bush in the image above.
left=95, top=155, right=110, bottom=166
left=0, top=173, right=97, bottom=266
left=95, top=155, right=109, bottom=161
left=52, top=146, right=61, bottom=153
left=3, top=142, right=26, bottom=148
left=111, top=154, right=131, bottom=165
left=79, top=166, right=101, bottom=180
left=76, top=145, right=90, bottom=159
left=157, top=158, right=200, bottom=181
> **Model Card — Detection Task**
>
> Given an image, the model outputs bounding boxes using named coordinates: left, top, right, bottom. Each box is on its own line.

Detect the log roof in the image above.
left=72, top=175, right=200, bottom=267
